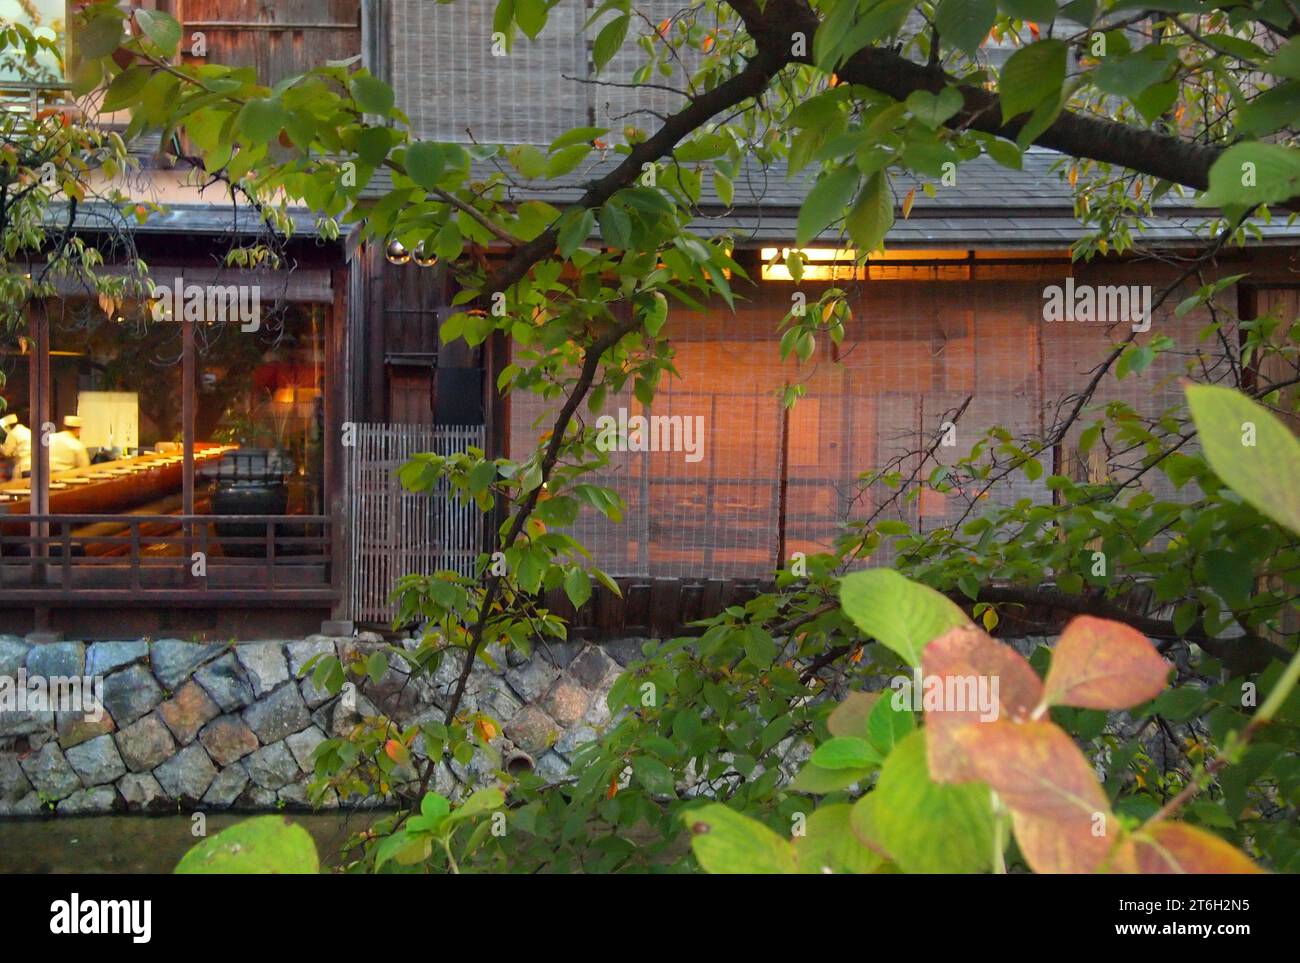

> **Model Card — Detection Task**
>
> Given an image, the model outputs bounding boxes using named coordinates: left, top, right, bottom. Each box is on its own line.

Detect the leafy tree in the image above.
left=10, top=0, right=1300, bottom=872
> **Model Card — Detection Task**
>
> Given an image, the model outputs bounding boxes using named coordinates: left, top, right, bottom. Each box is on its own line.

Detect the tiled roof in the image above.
left=67, top=147, right=1300, bottom=249
left=360, top=146, right=1300, bottom=249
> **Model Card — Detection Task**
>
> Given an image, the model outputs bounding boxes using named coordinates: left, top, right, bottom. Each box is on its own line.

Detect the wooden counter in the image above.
left=0, top=444, right=237, bottom=518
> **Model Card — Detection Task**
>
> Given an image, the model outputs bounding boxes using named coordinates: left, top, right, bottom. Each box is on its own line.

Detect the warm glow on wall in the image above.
left=759, top=247, right=1063, bottom=281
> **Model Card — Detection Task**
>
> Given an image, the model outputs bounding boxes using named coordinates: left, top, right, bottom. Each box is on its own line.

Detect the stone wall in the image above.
left=0, top=633, right=638, bottom=816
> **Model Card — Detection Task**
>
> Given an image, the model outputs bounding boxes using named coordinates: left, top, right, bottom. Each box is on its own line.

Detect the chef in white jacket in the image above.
left=1, top=413, right=32, bottom=478
left=49, top=415, right=91, bottom=474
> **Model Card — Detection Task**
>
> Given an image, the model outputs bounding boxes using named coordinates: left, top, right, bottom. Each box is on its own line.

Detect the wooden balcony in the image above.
left=0, top=514, right=334, bottom=604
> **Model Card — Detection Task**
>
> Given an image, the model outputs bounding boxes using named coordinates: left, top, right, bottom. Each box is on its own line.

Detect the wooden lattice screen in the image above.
left=345, top=423, right=484, bottom=623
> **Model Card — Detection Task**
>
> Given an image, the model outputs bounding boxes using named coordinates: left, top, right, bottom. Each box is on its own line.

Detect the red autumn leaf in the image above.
left=956, top=720, right=1115, bottom=873
left=1111, top=822, right=1264, bottom=874
left=1041, top=615, right=1170, bottom=710
left=920, top=626, right=1043, bottom=783
left=384, top=739, right=409, bottom=765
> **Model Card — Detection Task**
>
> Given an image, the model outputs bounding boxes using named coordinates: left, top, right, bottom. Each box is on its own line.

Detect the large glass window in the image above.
left=0, top=279, right=329, bottom=585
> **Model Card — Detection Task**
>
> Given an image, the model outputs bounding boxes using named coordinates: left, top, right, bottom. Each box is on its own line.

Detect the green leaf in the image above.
left=743, top=629, right=777, bottom=667
left=406, top=141, right=448, bottom=190
left=811, top=736, right=882, bottom=770
left=446, top=787, right=505, bottom=824
left=366, top=651, right=388, bottom=685
left=102, top=66, right=151, bottom=112
left=550, top=126, right=609, bottom=151
left=1150, top=686, right=1208, bottom=723
left=845, top=171, right=894, bottom=253
left=556, top=207, right=594, bottom=257
left=350, top=74, right=395, bottom=116
left=1197, top=142, right=1300, bottom=209
left=1186, top=384, right=1300, bottom=535
left=794, top=804, right=889, bottom=873
left=867, top=695, right=915, bottom=754
left=905, top=87, right=965, bottom=128
left=790, top=761, right=875, bottom=794
left=839, top=568, right=973, bottom=666
left=407, top=792, right=452, bottom=833
left=936, top=0, right=997, bottom=56
left=1263, top=37, right=1300, bottom=79
left=796, top=166, right=859, bottom=245
left=869, top=730, right=995, bottom=873
left=1236, top=83, right=1300, bottom=137
left=676, top=132, right=730, bottom=162
left=599, top=203, right=632, bottom=249
left=514, top=0, right=549, bottom=38
left=686, top=804, right=799, bottom=874
left=175, top=816, right=319, bottom=874
left=999, top=0, right=1060, bottom=19
left=593, top=14, right=630, bottom=72
left=633, top=755, right=676, bottom=796
left=237, top=98, right=288, bottom=143
left=564, top=567, right=593, bottom=610
left=1091, top=45, right=1178, bottom=99
left=1000, top=40, right=1067, bottom=122
left=507, top=143, right=549, bottom=178
left=76, top=13, right=124, bottom=59
left=134, top=9, right=182, bottom=57
left=547, top=143, right=591, bottom=177
left=1202, top=549, right=1253, bottom=611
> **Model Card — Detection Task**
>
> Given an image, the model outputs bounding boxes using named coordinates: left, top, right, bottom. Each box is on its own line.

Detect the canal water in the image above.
left=0, top=812, right=365, bottom=873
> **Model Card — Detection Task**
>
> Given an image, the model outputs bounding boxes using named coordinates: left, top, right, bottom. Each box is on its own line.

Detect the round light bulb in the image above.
left=386, top=239, right=410, bottom=265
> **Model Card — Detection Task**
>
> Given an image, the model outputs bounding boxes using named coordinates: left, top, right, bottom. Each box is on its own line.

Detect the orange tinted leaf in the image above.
left=1113, top=822, right=1265, bottom=874
left=920, top=626, right=1043, bottom=783
left=956, top=720, right=1114, bottom=873
left=384, top=739, right=409, bottom=765
left=1041, top=615, right=1170, bottom=710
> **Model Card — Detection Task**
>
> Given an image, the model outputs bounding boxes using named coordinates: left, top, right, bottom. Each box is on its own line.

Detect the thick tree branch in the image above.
left=727, top=0, right=1298, bottom=208
left=484, top=47, right=786, bottom=297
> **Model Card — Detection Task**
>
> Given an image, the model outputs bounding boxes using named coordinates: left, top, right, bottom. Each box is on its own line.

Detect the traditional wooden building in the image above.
left=2, top=1, right=1299, bottom=640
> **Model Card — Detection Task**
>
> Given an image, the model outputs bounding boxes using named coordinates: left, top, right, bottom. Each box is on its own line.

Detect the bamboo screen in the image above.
left=509, top=267, right=1216, bottom=579
left=389, top=0, right=704, bottom=146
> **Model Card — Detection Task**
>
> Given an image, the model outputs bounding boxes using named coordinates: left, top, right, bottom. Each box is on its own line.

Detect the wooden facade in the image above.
left=3, top=2, right=1300, bottom=642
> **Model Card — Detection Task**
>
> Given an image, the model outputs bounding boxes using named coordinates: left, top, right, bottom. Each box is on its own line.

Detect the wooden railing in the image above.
left=0, top=514, right=333, bottom=603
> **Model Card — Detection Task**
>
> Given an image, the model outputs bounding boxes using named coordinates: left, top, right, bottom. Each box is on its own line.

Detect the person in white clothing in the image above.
left=0, top=413, right=32, bottom=478
left=49, top=415, right=91, bottom=474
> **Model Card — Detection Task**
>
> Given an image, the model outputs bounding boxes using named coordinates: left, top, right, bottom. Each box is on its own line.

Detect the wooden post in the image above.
left=776, top=388, right=790, bottom=571
left=182, top=314, right=195, bottom=568
left=29, top=301, right=50, bottom=605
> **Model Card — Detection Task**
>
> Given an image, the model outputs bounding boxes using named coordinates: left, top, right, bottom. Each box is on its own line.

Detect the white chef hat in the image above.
left=0, top=414, right=16, bottom=430
left=63, top=415, right=83, bottom=429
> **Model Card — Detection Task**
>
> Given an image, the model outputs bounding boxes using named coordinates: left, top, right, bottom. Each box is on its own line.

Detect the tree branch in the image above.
left=726, top=0, right=1299, bottom=208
